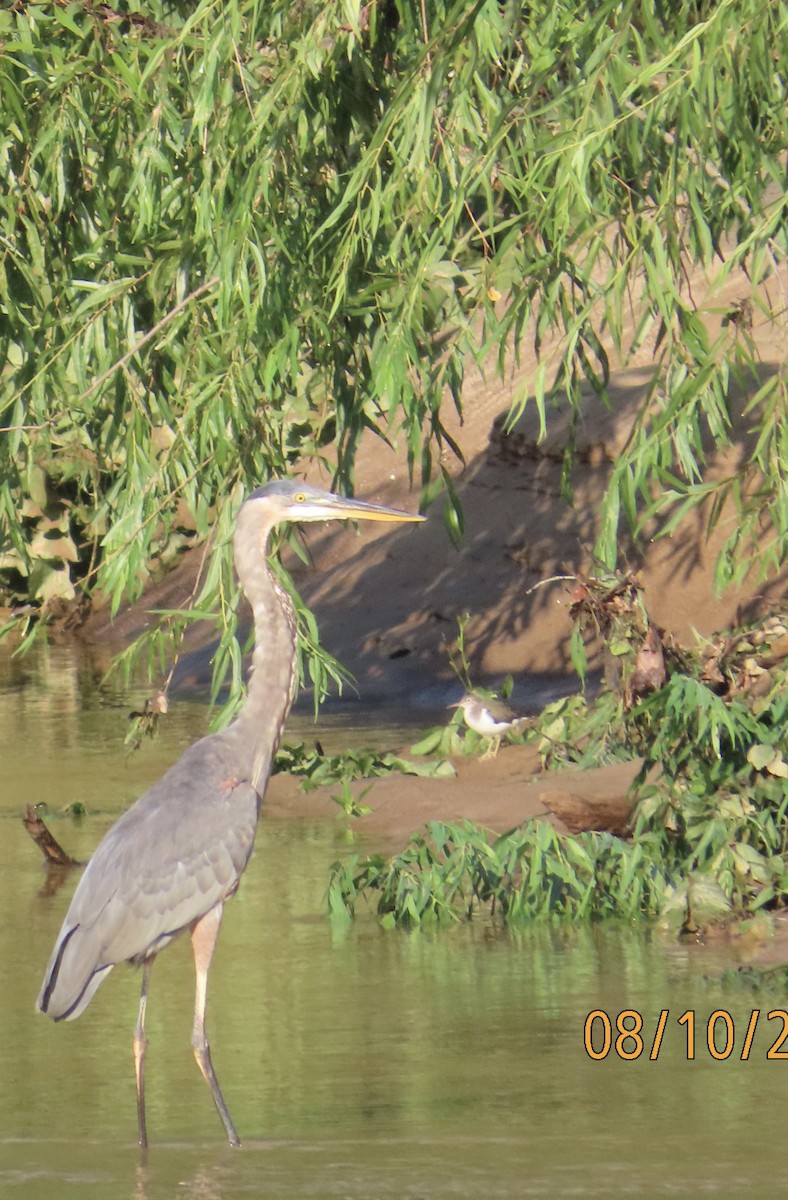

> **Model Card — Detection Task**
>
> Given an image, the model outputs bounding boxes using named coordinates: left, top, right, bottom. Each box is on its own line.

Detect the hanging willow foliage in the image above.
left=0, top=0, right=784, bottom=697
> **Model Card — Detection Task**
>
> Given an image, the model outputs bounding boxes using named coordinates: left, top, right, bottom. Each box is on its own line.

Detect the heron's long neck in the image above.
left=233, top=512, right=297, bottom=795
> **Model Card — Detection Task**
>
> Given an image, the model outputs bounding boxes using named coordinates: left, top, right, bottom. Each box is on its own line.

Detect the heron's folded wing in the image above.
left=38, top=734, right=260, bottom=1020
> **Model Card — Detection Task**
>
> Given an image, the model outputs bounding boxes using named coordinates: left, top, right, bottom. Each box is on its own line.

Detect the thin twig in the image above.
left=76, top=451, right=218, bottom=593
left=0, top=422, right=54, bottom=434
left=76, top=275, right=220, bottom=404
left=524, top=574, right=579, bottom=596
left=233, top=40, right=254, bottom=117
left=622, top=99, right=752, bottom=220
left=1, top=271, right=152, bottom=418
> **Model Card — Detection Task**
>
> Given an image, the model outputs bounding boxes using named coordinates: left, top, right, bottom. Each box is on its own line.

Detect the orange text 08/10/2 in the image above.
left=584, top=1008, right=788, bottom=1061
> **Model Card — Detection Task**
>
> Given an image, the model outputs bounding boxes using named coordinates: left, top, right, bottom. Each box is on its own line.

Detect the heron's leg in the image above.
left=190, top=902, right=241, bottom=1148
left=133, top=957, right=155, bottom=1149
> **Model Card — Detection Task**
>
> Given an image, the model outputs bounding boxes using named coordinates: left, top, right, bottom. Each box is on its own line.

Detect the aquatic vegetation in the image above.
left=333, top=610, right=788, bottom=926
left=274, top=741, right=455, bottom=790
left=274, top=740, right=455, bottom=816
left=328, top=819, right=670, bottom=926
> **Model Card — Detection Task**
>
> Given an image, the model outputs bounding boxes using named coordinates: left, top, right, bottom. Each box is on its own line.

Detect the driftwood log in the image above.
left=537, top=759, right=642, bottom=836
left=22, top=805, right=81, bottom=867
left=540, top=788, right=636, bottom=835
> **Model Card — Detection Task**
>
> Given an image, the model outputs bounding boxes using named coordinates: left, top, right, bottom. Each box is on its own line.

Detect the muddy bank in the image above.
left=262, top=745, right=640, bottom=849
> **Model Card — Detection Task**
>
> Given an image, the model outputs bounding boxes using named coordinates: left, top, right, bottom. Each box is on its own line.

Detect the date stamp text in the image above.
left=584, top=1009, right=788, bottom=1061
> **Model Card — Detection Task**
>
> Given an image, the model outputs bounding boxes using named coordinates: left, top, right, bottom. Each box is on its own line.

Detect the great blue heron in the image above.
left=450, top=693, right=529, bottom=757
left=36, top=480, right=424, bottom=1148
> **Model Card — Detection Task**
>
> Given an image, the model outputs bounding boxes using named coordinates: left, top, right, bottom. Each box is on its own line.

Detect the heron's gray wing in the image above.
left=37, top=732, right=260, bottom=1021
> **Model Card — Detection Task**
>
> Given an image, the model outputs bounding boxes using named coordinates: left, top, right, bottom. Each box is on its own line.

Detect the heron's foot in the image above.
left=192, top=1036, right=241, bottom=1148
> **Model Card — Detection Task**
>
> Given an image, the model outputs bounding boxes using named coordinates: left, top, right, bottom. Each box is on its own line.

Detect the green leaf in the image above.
left=748, top=744, right=779, bottom=772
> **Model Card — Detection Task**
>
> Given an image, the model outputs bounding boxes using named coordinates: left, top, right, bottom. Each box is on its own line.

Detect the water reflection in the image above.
left=3, top=646, right=788, bottom=1200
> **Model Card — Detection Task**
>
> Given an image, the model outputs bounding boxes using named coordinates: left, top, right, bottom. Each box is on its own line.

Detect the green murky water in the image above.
left=1, top=645, right=788, bottom=1199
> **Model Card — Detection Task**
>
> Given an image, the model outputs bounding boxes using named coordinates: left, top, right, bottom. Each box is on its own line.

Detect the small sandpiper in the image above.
left=450, top=693, right=530, bottom=757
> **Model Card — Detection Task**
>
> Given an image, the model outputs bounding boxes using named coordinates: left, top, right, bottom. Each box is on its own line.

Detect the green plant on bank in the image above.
left=411, top=609, right=475, bottom=756
left=0, top=0, right=784, bottom=714
left=412, top=611, right=527, bottom=757
left=328, top=818, right=672, bottom=926
left=273, top=739, right=455, bottom=817
left=273, top=739, right=455, bottom=791
left=330, top=780, right=375, bottom=819
left=331, top=609, right=788, bottom=926
left=629, top=668, right=788, bottom=916
left=527, top=692, right=626, bottom=770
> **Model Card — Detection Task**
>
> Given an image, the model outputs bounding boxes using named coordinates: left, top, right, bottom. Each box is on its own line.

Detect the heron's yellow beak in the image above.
left=319, top=495, right=425, bottom=523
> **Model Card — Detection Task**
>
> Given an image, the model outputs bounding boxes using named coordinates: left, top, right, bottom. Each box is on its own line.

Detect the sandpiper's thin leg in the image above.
left=133, top=957, right=155, bottom=1149
left=190, top=902, right=240, bottom=1148
left=481, top=737, right=500, bottom=760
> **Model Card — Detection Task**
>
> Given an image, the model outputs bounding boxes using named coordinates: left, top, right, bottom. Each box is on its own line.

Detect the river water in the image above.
left=1, top=644, right=787, bottom=1198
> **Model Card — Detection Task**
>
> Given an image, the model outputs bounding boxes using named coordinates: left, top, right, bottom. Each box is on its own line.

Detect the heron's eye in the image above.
left=293, top=492, right=307, bottom=503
